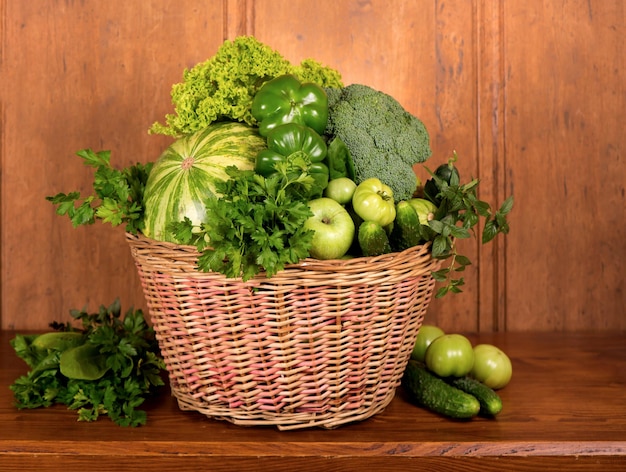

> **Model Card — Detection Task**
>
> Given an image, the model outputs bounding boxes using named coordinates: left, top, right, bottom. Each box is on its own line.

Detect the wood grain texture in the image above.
left=1, top=331, right=625, bottom=471
left=476, top=0, right=508, bottom=331
left=0, top=1, right=226, bottom=329
left=0, top=0, right=624, bottom=331
left=502, top=0, right=626, bottom=330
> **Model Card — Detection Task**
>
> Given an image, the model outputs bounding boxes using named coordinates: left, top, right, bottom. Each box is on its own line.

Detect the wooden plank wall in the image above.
left=1, top=0, right=624, bottom=331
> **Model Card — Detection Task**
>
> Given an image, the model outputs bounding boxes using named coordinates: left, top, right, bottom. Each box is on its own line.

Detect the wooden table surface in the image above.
left=1, top=330, right=625, bottom=471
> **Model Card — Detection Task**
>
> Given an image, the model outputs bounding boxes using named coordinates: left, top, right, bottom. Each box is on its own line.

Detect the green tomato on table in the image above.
left=471, top=344, right=513, bottom=389
left=411, top=325, right=445, bottom=362
left=425, top=333, right=475, bottom=377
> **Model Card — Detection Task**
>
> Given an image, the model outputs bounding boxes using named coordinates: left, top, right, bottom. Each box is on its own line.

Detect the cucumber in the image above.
left=358, top=221, right=391, bottom=256
left=448, top=376, right=503, bottom=416
left=402, top=360, right=480, bottom=419
left=32, top=332, right=85, bottom=352
left=389, top=201, right=422, bottom=251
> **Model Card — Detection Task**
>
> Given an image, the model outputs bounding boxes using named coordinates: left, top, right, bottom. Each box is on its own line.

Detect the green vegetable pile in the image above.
left=10, top=300, right=165, bottom=426
left=403, top=325, right=513, bottom=419
left=47, top=36, right=513, bottom=291
left=35, top=35, right=517, bottom=426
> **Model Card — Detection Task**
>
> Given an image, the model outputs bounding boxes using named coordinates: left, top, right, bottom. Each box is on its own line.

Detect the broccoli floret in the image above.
left=325, top=84, right=431, bottom=202
left=149, top=36, right=343, bottom=137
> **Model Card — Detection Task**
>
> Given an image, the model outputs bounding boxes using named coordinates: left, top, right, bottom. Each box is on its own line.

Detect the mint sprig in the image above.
left=424, top=158, right=513, bottom=298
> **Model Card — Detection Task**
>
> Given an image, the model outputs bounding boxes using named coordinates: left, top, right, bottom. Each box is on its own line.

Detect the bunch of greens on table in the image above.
left=9, top=299, right=165, bottom=426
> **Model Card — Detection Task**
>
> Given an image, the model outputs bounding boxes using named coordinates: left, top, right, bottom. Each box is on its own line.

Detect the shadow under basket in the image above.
left=126, top=232, right=441, bottom=430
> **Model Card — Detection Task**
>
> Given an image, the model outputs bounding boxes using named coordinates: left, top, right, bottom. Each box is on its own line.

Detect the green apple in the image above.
left=304, top=198, right=355, bottom=260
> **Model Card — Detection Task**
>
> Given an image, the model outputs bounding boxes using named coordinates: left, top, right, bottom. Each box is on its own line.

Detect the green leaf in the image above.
left=461, top=211, right=479, bottom=229
left=95, top=198, right=125, bottom=226
left=431, top=235, right=450, bottom=257
left=431, top=269, right=449, bottom=282
left=169, top=218, right=196, bottom=245
left=460, top=178, right=479, bottom=192
left=188, top=153, right=315, bottom=280
left=473, top=200, right=491, bottom=217
left=428, top=219, right=444, bottom=234
left=449, top=284, right=464, bottom=294
left=435, top=286, right=450, bottom=298
left=455, top=255, right=472, bottom=267
left=499, top=195, right=514, bottom=215
left=11, top=334, right=50, bottom=369
left=451, top=277, right=465, bottom=288
left=449, top=225, right=470, bottom=239
left=77, top=149, right=111, bottom=168
left=60, top=344, right=110, bottom=380
left=482, top=220, right=500, bottom=243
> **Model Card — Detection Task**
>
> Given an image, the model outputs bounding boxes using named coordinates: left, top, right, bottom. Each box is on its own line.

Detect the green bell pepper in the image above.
left=255, top=123, right=329, bottom=195
left=251, top=74, right=328, bottom=137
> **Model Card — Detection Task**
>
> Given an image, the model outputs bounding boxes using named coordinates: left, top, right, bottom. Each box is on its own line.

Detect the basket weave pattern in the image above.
left=126, top=232, right=440, bottom=430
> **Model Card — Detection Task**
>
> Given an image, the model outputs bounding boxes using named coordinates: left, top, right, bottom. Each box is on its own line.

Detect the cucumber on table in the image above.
left=402, top=360, right=480, bottom=419
left=448, top=376, right=503, bottom=416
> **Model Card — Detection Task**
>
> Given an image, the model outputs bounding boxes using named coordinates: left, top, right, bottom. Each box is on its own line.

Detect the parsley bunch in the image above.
left=170, top=155, right=316, bottom=281
left=46, top=149, right=152, bottom=234
left=422, top=155, right=514, bottom=298
left=10, top=299, right=165, bottom=427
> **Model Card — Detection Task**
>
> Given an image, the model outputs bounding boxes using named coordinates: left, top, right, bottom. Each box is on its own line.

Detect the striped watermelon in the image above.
left=142, top=122, right=266, bottom=242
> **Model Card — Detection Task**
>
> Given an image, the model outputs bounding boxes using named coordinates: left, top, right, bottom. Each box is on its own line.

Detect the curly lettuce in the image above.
left=150, top=36, right=343, bottom=137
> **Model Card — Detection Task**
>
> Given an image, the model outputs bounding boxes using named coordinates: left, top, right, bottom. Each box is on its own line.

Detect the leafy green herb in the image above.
left=170, top=154, right=316, bottom=281
left=10, top=299, right=165, bottom=427
left=424, top=154, right=514, bottom=298
left=46, top=149, right=153, bottom=234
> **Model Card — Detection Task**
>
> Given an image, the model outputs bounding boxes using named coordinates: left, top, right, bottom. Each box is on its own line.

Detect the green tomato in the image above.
left=351, top=178, right=396, bottom=227
left=471, top=344, right=513, bottom=389
left=425, top=334, right=474, bottom=377
left=411, top=325, right=445, bottom=362
left=324, top=177, right=357, bottom=205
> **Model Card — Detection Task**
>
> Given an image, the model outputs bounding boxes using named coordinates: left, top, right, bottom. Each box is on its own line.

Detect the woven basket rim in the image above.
left=125, top=230, right=435, bottom=276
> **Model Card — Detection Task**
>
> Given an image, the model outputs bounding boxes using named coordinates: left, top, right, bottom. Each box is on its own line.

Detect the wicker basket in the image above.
left=126, top=232, right=441, bottom=430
